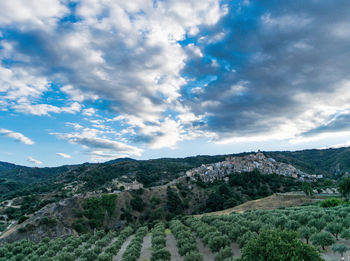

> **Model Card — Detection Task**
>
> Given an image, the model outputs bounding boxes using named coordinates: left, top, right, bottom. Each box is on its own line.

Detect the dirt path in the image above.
left=138, top=233, right=152, bottom=261
left=321, top=239, right=350, bottom=261
left=113, top=235, right=134, bottom=261
left=196, top=238, right=215, bottom=261
left=231, top=242, right=241, bottom=258
left=166, top=233, right=183, bottom=261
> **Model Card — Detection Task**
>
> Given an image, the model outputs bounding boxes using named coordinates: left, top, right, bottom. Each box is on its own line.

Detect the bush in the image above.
left=18, top=216, right=29, bottom=224
left=320, top=198, right=344, bottom=208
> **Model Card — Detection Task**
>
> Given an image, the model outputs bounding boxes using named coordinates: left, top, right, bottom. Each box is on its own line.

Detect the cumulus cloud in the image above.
left=56, top=152, right=71, bottom=158
left=27, top=156, right=43, bottom=165
left=0, top=0, right=226, bottom=150
left=0, top=0, right=67, bottom=29
left=0, top=128, right=34, bottom=145
left=2, top=0, right=350, bottom=153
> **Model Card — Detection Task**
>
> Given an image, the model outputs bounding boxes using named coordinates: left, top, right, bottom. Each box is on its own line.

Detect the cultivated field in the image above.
left=1, top=201, right=350, bottom=260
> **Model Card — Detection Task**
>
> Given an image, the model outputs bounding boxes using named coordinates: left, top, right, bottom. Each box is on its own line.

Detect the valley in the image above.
left=0, top=149, right=349, bottom=260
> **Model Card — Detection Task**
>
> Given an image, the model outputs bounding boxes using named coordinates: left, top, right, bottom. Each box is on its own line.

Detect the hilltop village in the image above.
left=186, top=151, right=322, bottom=183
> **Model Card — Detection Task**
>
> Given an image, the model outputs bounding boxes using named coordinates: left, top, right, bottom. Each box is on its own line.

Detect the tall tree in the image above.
left=339, top=176, right=350, bottom=200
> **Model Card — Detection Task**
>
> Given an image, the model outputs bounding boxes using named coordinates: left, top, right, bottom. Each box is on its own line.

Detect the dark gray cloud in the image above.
left=181, top=0, right=350, bottom=139
left=303, top=112, right=350, bottom=136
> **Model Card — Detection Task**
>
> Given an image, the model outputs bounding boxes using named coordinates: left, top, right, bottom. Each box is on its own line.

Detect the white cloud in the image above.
left=0, top=0, right=228, bottom=150
left=87, top=150, right=129, bottom=162
left=0, top=0, right=67, bottom=29
left=0, top=64, right=50, bottom=103
left=61, top=85, right=98, bottom=102
left=56, top=152, right=71, bottom=159
left=12, top=102, right=82, bottom=116
left=0, top=128, right=34, bottom=145
left=319, top=140, right=350, bottom=150
left=27, top=156, right=43, bottom=165
left=82, top=108, right=96, bottom=117
left=66, top=122, right=83, bottom=130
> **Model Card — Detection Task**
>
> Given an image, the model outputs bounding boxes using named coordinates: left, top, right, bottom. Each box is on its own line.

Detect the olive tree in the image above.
left=310, top=232, right=336, bottom=250
left=331, top=244, right=349, bottom=259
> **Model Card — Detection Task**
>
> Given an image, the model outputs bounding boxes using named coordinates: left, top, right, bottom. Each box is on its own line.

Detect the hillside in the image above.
left=265, top=147, right=350, bottom=178
left=1, top=201, right=349, bottom=261
left=0, top=148, right=345, bottom=244
left=0, top=170, right=304, bottom=243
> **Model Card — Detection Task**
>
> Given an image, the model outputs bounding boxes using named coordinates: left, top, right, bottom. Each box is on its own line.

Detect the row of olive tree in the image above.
left=150, top=222, right=171, bottom=261
left=169, top=219, right=202, bottom=261
left=121, top=226, right=148, bottom=261
left=184, top=216, right=233, bottom=261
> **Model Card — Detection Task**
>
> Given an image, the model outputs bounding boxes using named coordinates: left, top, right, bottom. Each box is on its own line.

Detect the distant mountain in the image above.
left=0, top=161, right=21, bottom=171
left=104, top=157, right=136, bottom=164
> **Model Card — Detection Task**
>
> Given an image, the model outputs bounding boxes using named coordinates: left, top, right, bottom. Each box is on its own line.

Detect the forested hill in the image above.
left=1, top=146, right=350, bottom=192
left=265, top=147, right=350, bottom=178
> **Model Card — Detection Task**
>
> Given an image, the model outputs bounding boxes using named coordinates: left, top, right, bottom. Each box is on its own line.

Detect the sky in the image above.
left=1, top=0, right=350, bottom=167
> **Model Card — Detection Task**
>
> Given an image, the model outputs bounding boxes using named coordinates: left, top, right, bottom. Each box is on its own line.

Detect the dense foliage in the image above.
left=238, top=229, right=322, bottom=261
left=73, top=194, right=117, bottom=232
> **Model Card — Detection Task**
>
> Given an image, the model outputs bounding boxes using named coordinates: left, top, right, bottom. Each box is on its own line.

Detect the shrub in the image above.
left=320, top=198, right=344, bottom=208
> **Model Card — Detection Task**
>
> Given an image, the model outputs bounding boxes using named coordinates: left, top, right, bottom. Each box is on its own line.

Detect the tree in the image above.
left=341, top=229, right=350, bottom=240
left=332, top=244, right=349, bottom=259
left=184, top=251, right=203, bottom=261
left=130, top=196, right=144, bottom=212
left=326, top=222, right=344, bottom=240
left=239, top=229, right=323, bottom=261
left=298, top=226, right=317, bottom=244
left=339, top=176, right=350, bottom=200
left=166, top=187, right=183, bottom=216
left=302, top=183, right=314, bottom=197
left=208, top=235, right=230, bottom=252
left=151, top=248, right=171, bottom=261
left=310, top=231, right=336, bottom=250
left=215, top=246, right=233, bottom=261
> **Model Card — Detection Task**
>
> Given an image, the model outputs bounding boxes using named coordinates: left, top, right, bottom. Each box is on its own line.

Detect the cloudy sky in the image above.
left=1, top=0, right=350, bottom=166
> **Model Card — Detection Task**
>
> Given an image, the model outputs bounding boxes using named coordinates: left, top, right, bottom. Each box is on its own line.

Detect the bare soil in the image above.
left=113, top=235, right=134, bottom=261
left=196, top=237, right=215, bottom=261
left=138, top=233, right=152, bottom=261
left=166, top=233, right=183, bottom=261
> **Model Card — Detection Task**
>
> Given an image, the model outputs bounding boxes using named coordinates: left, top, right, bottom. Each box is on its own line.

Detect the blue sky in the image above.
left=1, top=0, right=350, bottom=167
